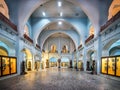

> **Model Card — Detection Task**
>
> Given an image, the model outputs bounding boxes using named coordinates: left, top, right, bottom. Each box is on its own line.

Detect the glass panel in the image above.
left=101, top=58, right=107, bottom=74
left=0, top=57, right=1, bottom=76
left=2, top=57, right=10, bottom=75
left=10, top=58, right=17, bottom=74
left=116, top=57, right=120, bottom=76
left=108, top=57, right=115, bottom=75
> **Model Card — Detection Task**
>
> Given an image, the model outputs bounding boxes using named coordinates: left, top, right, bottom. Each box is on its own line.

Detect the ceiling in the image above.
left=31, top=0, right=87, bottom=18
left=44, top=21, right=75, bottom=31
left=50, top=32, right=70, bottom=38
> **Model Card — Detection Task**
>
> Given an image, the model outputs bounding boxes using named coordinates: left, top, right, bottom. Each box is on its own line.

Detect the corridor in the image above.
left=0, top=68, right=120, bottom=90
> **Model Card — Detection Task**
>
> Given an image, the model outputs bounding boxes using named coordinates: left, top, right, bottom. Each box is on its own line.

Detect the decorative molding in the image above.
left=78, top=44, right=82, bottom=49
left=85, top=34, right=94, bottom=44
left=100, top=11, right=120, bottom=32
left=23, top=34, right=33, bottom=44
left=36, top=44, right=41, bottom=50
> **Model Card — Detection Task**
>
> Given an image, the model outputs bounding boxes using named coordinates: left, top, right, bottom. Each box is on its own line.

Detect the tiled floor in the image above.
left=0, top=68, right=120, bottom=90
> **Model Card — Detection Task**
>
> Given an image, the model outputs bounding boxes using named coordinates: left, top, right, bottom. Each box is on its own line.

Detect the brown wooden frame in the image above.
left=101, top=55, right=120, bottom=77
left=0, top=55, right=17, bottom=77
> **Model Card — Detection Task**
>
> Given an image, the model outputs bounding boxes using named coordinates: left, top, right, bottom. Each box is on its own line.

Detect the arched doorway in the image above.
left=87, top=50, right=95, bottom=71
left=61, top=57, right=69, bottom=68
left=49, top=57, right=57, bottom=67
left=22, top=48, right=33, bottom=71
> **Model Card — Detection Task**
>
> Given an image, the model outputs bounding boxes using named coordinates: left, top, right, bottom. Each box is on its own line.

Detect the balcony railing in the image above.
left=85, top=34, right=94, bottom=44
left=101, top=11, right=120, bottom=32
left=0, top=12, right=17, bottom=32
left=74, top=49, right=76, bottom=52
left=36, top=44, right=40, bottom=49
left=23, top=34, right=33, bottom=43
left=78, top=44, right=82, bottom=49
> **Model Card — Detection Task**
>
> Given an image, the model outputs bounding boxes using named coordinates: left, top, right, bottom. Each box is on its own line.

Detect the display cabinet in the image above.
left=0, top=57, right=1, bottom=76
left=116, top=57, right=120, bottom=76
left=10, top=58, right=17, bottom=74
left=2, top=57, right=10, bottom=76
left=101, top=55, right=120, bottom=77
left=101, top=58, right=107, bottom=74
left=0, top=56, right=17, bottom=77
left=108, top=57, right=115, bottom=75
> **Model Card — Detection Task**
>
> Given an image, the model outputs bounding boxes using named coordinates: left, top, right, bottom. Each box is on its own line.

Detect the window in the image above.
left=0, top=0, right=9, bottom=19
left=108, top=0, right=120, bottom=20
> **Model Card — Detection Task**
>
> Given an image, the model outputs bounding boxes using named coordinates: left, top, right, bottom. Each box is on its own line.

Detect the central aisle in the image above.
left=0, top=68, right=120, bottom=90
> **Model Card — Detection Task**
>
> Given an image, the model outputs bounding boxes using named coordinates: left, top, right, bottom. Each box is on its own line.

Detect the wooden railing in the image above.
left=0, top=12, right=17, bottom=31
left=78, top=44, right=82, bottom=49
left=36, top=44, right=40, bottom=49
left=85, top=34, right=94, bottom=44
left=74, top=49, right=76, bottom=52
left=23, top=34, right=33, bottom=43
left=101, top=11, right=120, bottom=32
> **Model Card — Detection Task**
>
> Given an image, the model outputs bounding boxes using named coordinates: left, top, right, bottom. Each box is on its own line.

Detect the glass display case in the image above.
left=116, top=57, right=120, bottom=76
left=101, top=58, right=107, bottom=74
left=0, top=56, right=17, bottom=77
left=10, top=58, right=17, bottom=74
left=108, top=57, right=115, bottom=75
left=2, top=57, right=10, bottom=75
left=101, top=55, right=120, bottom=77
left=0, top=57, right=1, bottom=76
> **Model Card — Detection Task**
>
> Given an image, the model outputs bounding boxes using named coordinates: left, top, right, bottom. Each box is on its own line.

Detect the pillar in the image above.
left=83, top=46, right=87, bottom=71
left=94, top=36, right=102, bottom=74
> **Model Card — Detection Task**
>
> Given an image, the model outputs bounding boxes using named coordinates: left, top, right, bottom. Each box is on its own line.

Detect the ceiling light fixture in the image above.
left=58, top=1, right=62, bottom=7
left=58, top=21, right=62, bottom=25
left=42, top=12, right=46, bottom=16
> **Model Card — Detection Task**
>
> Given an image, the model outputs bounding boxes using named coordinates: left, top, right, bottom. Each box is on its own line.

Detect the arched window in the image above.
left=62, top=45, right=68, bottom=53
left=50, top=45, right=57, bottom=53
left=108, top=0, right=120, bottom=20
left=0, top=0, right=9, bottom=19
left=89, top=25, right=94, bottom=36
left=0, top=41, right=8, bottom=56
left=0, top=47, right=8, bottom=56
left=24, top=25, right=29, bottom=36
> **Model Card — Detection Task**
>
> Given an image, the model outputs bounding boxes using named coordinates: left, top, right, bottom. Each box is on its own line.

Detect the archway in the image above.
left=61, top=57, right=69, bottom=67
left=18, top=0, right=100, bottom=41
left=0, top=47, right=8, bottom=56
left=49, top=57, right=57, bottom=67
left=0, top=41, right=9, bottom=56
left=109, top=40, right=120, bottom=56
left=86, top=50, right=95, bottom=71
left=102, top=37, right=120, bottom=56
left=22, top=48, right=33, bottom=71
left=0, top=38, right=16, bottom=56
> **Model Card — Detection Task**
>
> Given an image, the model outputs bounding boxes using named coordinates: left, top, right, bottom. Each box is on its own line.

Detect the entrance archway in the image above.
left=61, top=57, right=69, bottom=67
left=22, top=48, right=33, bottom=71
left=87, top=50, right=95, bottom=71
left=50, top=57, right=57, bottom=67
